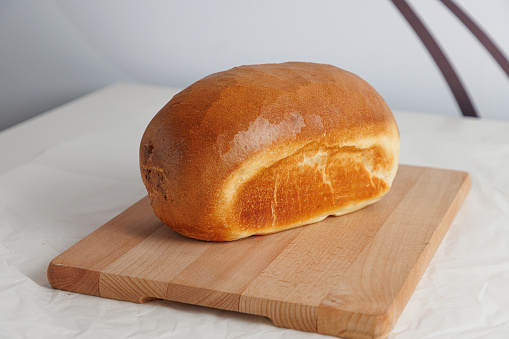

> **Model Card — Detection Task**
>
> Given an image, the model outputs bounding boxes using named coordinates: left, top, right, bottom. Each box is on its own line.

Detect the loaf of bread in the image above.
left=140, top=62, right=400, bottom=241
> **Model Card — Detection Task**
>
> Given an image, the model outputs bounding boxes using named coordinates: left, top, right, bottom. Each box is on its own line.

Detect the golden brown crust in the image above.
left=140, top=62, right=400, bottom=241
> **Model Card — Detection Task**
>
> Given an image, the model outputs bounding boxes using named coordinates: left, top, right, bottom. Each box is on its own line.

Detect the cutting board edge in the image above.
left=47, top=260, right=101, bottom=298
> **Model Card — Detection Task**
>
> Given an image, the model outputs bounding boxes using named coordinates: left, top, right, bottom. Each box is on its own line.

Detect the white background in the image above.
left=1, top=0, right=509, bottom=131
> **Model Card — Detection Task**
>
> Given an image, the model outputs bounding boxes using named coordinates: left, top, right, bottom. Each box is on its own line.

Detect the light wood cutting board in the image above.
left=47, top=165, right=471, bottom=339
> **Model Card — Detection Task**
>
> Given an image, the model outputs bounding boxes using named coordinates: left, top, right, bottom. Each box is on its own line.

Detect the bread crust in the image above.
left=140, top=62, right=400, bottom=241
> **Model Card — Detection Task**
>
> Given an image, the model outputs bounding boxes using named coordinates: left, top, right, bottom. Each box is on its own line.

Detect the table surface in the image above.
left=1, top=83, right=508, bottom=338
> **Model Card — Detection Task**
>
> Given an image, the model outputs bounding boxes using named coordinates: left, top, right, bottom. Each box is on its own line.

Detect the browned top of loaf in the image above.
left=167, top=62, right=391, bottom=145
left=140, top=62, right=397, bottom=240
left=145, top=62, right=393, bottom=166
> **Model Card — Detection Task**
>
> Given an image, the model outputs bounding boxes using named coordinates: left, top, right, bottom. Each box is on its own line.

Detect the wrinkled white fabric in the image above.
left=1, top=84, right=508, bottom=338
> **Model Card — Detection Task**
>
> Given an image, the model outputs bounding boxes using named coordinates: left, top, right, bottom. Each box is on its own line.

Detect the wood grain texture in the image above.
left=47, top=165, right=471, bottom=339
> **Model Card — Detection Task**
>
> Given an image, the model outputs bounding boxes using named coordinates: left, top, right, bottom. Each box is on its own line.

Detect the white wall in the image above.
left=1, top=0, right=509, bottom=131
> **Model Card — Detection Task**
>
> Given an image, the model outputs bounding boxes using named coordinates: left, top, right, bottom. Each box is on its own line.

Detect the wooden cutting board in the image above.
left=47, top=165, right=471, bottom=339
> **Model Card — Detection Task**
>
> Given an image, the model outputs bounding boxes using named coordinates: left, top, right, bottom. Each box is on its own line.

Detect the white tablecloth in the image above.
left=1, top=83, right=508, bottom=338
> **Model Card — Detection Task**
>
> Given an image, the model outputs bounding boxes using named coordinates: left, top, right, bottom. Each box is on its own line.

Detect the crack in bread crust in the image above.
left=215, top=141, right=397, bottom=238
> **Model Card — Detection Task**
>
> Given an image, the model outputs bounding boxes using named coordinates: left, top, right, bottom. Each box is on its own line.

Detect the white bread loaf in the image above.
left=140, top=62, right=400, bottom=241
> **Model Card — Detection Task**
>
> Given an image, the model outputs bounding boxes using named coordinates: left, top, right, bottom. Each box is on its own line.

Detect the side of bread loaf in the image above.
left=140, top=62, right=400, bottom=241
